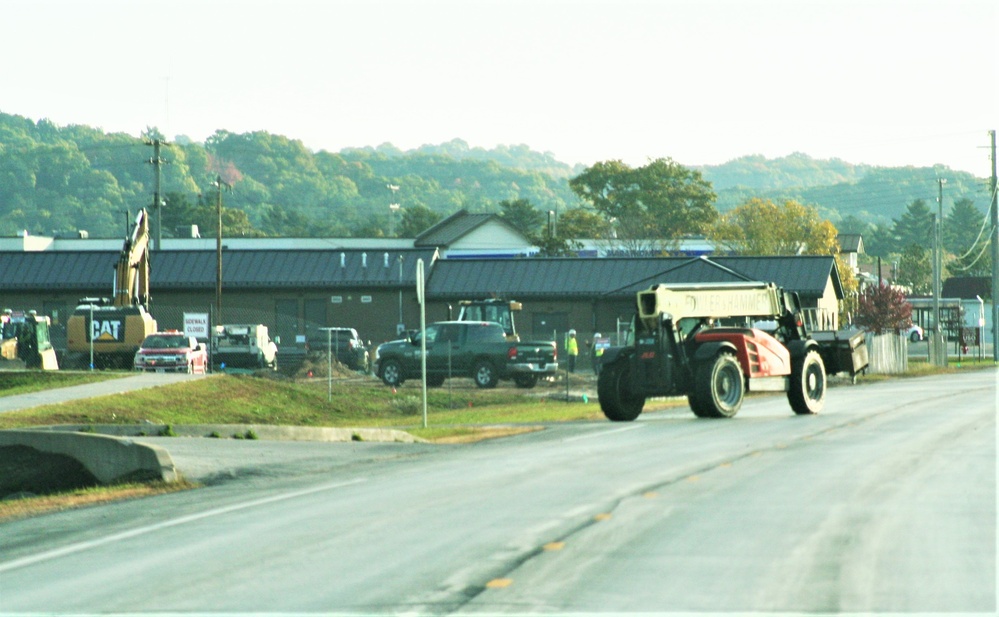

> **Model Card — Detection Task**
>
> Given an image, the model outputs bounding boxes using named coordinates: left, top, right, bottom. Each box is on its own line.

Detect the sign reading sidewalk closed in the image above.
left=184, top=313, right=210, bottom=339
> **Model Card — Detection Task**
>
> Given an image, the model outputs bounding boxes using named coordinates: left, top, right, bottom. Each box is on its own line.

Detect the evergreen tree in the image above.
left=891, top=199, right=934, bottom=251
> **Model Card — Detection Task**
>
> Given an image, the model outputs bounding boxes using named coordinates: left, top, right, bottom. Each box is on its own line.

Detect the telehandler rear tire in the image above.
left=788, top=349, right=826, bottom=415
left=598, top=359, right=645, bottom=422
left=693, top=352, right=744, bottom=418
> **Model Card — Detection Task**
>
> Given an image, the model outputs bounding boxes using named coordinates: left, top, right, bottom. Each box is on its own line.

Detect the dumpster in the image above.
left=812, top=328, right=869, bottom=381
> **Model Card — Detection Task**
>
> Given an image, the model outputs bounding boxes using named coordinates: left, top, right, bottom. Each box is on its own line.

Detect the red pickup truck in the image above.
left=133, top=331, right=208, bottom=374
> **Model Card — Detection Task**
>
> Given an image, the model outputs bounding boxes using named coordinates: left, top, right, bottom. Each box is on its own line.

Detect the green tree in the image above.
left=708, top=198, right=839, bottom=256
left=397, top=205, right=443, bottom=237
left=943, top=198, right=985, bottom=252
left=891, top=199, right=933, bottom=252
left=556, top=208, right=613, bottom=240
left=569, top=158, right=717, bottom=252
left=533, top=231, right=579, bottom=257
left=896, top=243, right=932, bottom=294
left=498, top=199, right=545, bottom=236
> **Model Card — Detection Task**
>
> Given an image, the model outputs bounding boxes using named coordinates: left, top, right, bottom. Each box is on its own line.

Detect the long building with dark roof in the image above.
left=0, top=245, right=844, bottom=363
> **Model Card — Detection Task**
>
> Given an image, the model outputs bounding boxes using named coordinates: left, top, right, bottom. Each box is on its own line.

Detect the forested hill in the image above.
left=699, top=153, right=990, bottom=229
left=0, top=112, right=990, bottom=240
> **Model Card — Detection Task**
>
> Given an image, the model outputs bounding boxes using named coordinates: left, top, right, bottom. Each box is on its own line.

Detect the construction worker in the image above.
left=591, top=332, right=605, bottom=374
left=566, top=329, right=578, bottom=373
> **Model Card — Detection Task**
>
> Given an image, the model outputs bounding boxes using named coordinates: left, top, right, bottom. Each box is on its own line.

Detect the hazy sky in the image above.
left=3, top=0, right=996, bottom=175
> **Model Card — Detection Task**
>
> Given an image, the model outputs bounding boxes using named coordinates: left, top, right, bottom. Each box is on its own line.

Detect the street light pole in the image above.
left=387, top=184, right=400, bottom=236
left=398, top=254, right=404, bottom=331
left=319, top=327, right=336, bottom=402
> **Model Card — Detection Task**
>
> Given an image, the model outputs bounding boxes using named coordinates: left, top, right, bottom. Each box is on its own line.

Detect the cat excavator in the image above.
left=66, top=209, right=158, bottom=368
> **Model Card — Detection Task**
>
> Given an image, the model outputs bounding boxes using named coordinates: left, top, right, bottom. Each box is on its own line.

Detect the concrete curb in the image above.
left=0, top=429, right=178, bottom=484
left=24, top=424, right=426, bottom=443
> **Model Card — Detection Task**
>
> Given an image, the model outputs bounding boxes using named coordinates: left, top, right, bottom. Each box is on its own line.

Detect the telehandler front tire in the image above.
left=693, top=352, right=744, bottom=418
left=598, top=359, right=645, bottom=422
left=788, top=349, right=826, bottom=415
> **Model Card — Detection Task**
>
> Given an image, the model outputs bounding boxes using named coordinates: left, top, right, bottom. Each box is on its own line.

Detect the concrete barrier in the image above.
left=0, top=430, right=178, bottom=484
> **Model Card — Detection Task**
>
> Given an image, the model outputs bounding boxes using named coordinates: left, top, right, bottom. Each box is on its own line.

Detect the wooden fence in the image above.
left=865, top=333, right=908, bottom=374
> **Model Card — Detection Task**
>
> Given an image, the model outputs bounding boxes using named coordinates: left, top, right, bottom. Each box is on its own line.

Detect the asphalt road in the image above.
left=0, top=369, right=995, bottom=614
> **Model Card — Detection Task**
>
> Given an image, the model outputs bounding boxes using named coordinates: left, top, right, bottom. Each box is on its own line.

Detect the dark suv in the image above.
left=322, top=327, right=369, bottom=371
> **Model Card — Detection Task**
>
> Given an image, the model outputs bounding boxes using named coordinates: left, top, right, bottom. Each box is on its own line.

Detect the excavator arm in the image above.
left=113, top=209, right=151, bottom=308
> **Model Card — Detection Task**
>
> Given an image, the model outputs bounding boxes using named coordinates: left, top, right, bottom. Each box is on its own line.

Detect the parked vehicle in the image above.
left=904, top=324, right=924, bottom=342
left=133, top=331, right=208, bottom=374
left=322, top=327, right=369, bottom=371
left=598, top=281, right=868, bottom=421
left=375, top=321, right=558, bottom=388
left=212, top=324, right=278, bottom=370
left=454, top=298, right=522, bottom=341
left=0, top=309, right=59, bottom=370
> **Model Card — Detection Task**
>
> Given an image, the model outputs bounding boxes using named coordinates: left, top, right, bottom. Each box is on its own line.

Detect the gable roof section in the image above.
left=0, top=249, right=438, bottom=291
left=425, top=257, right=750, bottom=299
left=837, top=234, right=864, bottom=254
left=712, top=255, right=843, bottom=300
left=414, top=209, right=526, bottom=247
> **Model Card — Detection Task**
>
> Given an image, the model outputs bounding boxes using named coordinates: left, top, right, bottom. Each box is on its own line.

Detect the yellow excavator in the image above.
left=66, top=209, right=158, bottom=369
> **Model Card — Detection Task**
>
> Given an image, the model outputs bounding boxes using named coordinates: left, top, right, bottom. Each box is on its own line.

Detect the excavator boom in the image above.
left=113, top=208, right=151, bottom=308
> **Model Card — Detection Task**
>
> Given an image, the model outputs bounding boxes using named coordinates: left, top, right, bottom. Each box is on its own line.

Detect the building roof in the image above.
left=837, top=234, right=864, bottom=254
left=427, top=256, right=770, bottom=300
left=711, top=255, right=844, bottom=300
left=414, top=210, right=524, bottom=247
left=0, top=249, right=438, bottom=291
left=941, top=276, right=991, bottom=300
left=0, top=248, right=844, bottom=303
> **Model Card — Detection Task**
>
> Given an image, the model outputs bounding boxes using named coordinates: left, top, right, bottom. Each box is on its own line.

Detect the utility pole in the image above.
left=990, top=130, right=998, bottom=362
left=214, top=175, right=230, bottom=324
left=930, top=178, right=947, bottom=366
left=145, top=139, right=167, bottom=250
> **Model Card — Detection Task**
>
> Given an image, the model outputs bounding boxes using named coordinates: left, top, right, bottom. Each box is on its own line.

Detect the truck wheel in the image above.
left=787, top=349, right=826, bottom=415
left=598, top=359, right=645, bottom=421
left=473, top=360, right=498, bottom=388
left=694, top=352, right=744, bottom=418
left=514, top=374, right=538, bottom=389
left=380, top=359, right=405, bottom=386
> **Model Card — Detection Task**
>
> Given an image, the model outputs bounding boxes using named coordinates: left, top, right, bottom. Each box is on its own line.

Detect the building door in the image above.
left=274, top=299, right=299, bottom=351
left=303, top=298, right=327, bottom=350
